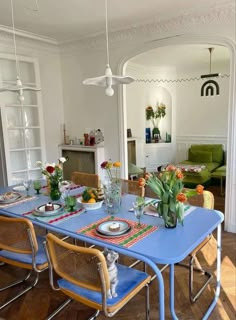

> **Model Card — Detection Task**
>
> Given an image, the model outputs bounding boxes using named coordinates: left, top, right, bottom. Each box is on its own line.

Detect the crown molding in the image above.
left=62, top=2, right=235, bottom=52
left=0, top=2, right=234, bottom=52
left=0, top=30, right=60, bottom=55
left=0, top=24, right=58, bottom=45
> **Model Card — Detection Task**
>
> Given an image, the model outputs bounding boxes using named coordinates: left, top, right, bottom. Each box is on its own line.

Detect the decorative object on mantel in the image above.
left=145, top=128, right=151, bottom=143
left=200, top=48, right=220, bottom=97
left=0, top=0, right=41, bottom=102
left=139, top=165, right=204, bottom=228
left=82, top=0, right=135, bottom=96
left=101, top=160, right=122, bottom=216
left=145, top=104, right=166, bottom=142
left=36, top=157, right=68, bottom=201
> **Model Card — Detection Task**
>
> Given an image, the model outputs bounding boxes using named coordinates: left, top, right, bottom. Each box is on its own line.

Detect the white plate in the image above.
left=96, top=220, right=131, bottom=236
left=60, top=180, right=72, bottom=188
left=95, top=228, right=131, bottom=238
left=33, top=203, right=63, bottom=217
left=12, top=185, right=26, bottom=192
left=0, top=192, right=23, bottom=204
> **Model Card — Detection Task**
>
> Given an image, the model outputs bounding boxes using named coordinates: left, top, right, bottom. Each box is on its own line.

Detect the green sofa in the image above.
left=178, top=144, right=224, bottom=186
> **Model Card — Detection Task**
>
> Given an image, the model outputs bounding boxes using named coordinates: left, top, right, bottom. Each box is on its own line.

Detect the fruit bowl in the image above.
left=77, top=197, right=103, bottom=211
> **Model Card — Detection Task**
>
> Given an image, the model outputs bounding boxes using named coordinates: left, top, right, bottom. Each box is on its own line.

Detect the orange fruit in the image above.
left=88, top=198, right=96, bottom=203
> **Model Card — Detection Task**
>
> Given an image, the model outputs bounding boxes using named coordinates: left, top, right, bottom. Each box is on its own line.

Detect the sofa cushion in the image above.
left=215, top=165, right=226, bottom=172
left=190, top=144, right=223, bottom=164
left=189, top=150, right=212, bottom=163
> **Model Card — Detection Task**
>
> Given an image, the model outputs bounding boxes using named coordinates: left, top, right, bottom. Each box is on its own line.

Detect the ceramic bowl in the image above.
left=77, top=197, right=103, bottom=211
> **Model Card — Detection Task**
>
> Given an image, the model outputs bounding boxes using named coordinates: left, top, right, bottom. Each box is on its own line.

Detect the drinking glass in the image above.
left=133, top=196, right=145, bottom=228
left=23, top=179, right=32, bottom=197
left=65, top=196, right=77, bottom=212
left=33, top=180, right=41, bottom=195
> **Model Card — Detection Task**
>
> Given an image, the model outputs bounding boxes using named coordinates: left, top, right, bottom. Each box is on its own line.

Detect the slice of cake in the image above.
left=109, top=222, right=120, bottom=232
left=45, top=202, right=54, bottom=211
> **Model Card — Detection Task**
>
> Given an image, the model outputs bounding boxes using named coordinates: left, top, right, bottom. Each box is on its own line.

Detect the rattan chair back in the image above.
left=71, top=172, right=100, bottom=188
left=187, top=190, right=214, bottom=209
left=46, top=233, right=109, bottom=292
left=0, top=216, right=38, bottom=255
left=121, top=179, right=145, bottom=197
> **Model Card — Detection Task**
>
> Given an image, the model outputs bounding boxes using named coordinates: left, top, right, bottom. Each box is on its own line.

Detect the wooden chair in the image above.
left=0, top=216, right=48, bottom=310
left=44, top=233, right=151, bottom=319
left=121, top=179, right=145, bottom=197
left=71, top=171, right=100, bottom=188
left=178, top=190, right=215, bottom=302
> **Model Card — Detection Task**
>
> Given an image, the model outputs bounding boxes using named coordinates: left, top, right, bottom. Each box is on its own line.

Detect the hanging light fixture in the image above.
left=200, top=47, right=220, bottom=97
left=83, top=0, right=135, bottom=96
left=0, top=0, right=41, bottom=102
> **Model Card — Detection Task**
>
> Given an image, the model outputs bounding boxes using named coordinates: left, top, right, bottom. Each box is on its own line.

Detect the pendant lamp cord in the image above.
left=105, top=0, right=110, bottom=66
left=209, top=47, right=213, bottom=74
left=10, top=0, right=20, bottom=78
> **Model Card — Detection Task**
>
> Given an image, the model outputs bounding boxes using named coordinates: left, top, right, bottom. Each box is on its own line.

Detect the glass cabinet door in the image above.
left=0, top=54, right=45, bottom=185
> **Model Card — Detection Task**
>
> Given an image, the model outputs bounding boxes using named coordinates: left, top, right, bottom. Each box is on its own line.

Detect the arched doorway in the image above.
left=118, top=36, right=236, bottom=233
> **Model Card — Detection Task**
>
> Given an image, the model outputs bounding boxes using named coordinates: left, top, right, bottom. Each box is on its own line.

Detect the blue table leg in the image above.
left=169, top=263, right=178, bottom=319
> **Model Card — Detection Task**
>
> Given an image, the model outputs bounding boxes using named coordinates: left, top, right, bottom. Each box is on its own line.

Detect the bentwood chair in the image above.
left=178, top=190, right=215, bottom=303
left=44, top=233, right=151, bottom=320
left=121, top=179, right=145, bottom=197
left=0, top=216, right=48, bottom=310
left=71, top=171, right=100, bottom=188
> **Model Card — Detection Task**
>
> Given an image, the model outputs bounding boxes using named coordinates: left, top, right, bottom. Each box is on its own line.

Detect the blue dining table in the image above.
left=0, top=184, right=224, bottom=319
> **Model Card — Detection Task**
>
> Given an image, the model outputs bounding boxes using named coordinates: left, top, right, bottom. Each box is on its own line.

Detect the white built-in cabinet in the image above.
left=0, top=53, right=45, bottom=185
left=144, top=143, right=175, bottom=172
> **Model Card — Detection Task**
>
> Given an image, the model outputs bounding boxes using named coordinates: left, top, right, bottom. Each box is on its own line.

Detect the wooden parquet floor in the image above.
left=0, top=185, right=235, bottom=320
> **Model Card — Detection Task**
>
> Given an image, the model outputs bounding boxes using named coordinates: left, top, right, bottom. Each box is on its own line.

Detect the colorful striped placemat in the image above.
left=22, top=207, right=85, bottom=224
left=0, top=195, right=37, bottom=208
left=77, top=217, right=158, bottom=248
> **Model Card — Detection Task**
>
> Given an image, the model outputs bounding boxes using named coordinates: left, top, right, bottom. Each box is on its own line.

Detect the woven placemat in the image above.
left=78, top=217, right=158, bottom=248
left=0, top=195, right=37, bottom=208
left=22, top=207, right=85, bottom=224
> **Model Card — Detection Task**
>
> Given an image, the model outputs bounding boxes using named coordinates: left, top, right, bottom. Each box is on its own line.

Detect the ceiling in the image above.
left=0, top=0, right=232, bottom=43
left=0, top=0, right=232, bottom=71
left=129, top=44, right=230, bottom=71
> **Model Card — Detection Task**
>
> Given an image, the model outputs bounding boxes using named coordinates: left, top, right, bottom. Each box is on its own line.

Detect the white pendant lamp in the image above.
left=83, top=0, right=135, bottom=96
left=0, top=0, right=41, bottom=102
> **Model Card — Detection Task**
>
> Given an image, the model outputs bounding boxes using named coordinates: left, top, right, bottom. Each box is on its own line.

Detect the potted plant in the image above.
left=145, top=104, right=166, bottom=141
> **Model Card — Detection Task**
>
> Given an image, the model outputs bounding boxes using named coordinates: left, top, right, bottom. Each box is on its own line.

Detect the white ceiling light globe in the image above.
left=105, top=87, right=114, bottom=96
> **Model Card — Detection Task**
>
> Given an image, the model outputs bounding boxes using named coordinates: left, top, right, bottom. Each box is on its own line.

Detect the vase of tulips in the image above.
left=139, top=165, right=204, bottom=228
left=101, top=160, right=122, bottom=216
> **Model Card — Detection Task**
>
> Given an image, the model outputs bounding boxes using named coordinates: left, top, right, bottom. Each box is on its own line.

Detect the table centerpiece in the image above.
left=100, top=160, right=122, bottom=216
left=36, top=157, right=68, bottom=201
left=139, top=164, right=204, bottom=228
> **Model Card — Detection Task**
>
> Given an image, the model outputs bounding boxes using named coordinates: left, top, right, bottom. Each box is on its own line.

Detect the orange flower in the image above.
left=165, top=164, right=176, bottom=172
left=113, top=161, right=121, bottom=168
left=138, top=178, right=146, bottom=187
left=176, top=193, right=187, bottom=202
left=176, top=170, right=183, bottom=179
left=196, top=184, right=204, bottom=194
left=145, top=173, right=151, bottom=180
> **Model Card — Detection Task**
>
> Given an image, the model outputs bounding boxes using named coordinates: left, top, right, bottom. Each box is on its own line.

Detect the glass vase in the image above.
left=164, top=209, right=177, bottom=228
left=49, top=181, right=61, bottom=201
left=158, top=201, right=177, bottom=228
left=103, top=180, right=122, bottom=217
